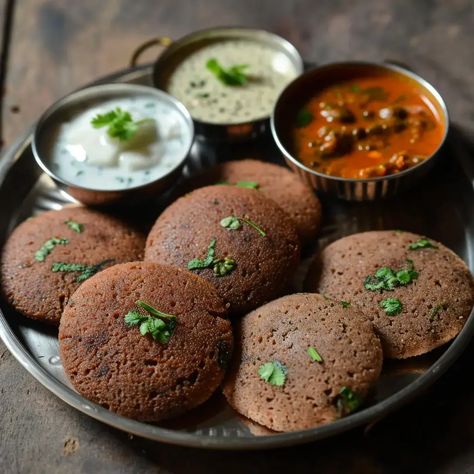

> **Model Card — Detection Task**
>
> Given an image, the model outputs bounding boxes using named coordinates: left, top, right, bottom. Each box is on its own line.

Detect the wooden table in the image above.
left=1, top=1, right=473, bottom=472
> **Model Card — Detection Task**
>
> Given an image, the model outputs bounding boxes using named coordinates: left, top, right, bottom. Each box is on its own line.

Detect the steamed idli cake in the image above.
left=59, top=262, right=233, bottom=422
left=1, top=207, right=145, bottom=324
left=223, top=293, right=382, bottom=432
left=189, top=159, right=322, bottom=245
left=145, top=185, right=300, bottom=315
left=305, top=230, right=474, bottom=359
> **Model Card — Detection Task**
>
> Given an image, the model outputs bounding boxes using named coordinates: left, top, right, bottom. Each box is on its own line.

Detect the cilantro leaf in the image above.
left=124, top=301, right=176, bottom=344
left=35, top=237, right=69, bottom=262
left=51, top=259, right=112, bottom=282
left=307, top=346, right=323, bottom=363
left=236, top=181, right=259, bottom=189
left=65, top=220, right=84, bottom=233
left=206, top=58, right=249, bottom=86
left=91, top=107, right=150, bottom=141
left=341, top=301, right=351, bottom=308
left=258, top=360, right=288, bottom=386
left=336, top=386, right=361, bottom=415
left=187, top=239, right=236, bottom=277
left=380, top=298, right=403, bottom=316
left=364, top=261, right=418, bottom=292
left=220, top=215, right=266, bottom=237
left=408, top=238, right=438, bottom=250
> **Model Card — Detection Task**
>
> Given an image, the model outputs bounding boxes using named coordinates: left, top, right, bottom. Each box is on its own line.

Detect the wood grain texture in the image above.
left=1, top=0, right=474, bottom=472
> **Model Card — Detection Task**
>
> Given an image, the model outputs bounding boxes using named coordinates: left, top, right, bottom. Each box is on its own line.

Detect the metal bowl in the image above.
left=271, top=61, right=449, bottom=201
left=32, top=83, right=194, bottom=207
left=151, top=27, right=304, bottom=142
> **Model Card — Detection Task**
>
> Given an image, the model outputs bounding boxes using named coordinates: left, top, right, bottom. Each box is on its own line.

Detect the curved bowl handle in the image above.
left=130, top=36, right=173, bottom=67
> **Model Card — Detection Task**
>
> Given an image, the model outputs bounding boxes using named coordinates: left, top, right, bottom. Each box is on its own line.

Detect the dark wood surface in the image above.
left=1, top=1, right=474, bottom=472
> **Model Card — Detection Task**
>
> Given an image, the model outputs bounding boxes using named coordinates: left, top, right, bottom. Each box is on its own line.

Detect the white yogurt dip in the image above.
left=166, top=39, right=299, bottom=124
left=50, top=96, right=192, bottom=190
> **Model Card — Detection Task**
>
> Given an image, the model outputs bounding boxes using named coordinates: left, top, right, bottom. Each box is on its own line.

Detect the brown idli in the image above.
left=1, top=207, right=145, bottom=324
left=223, top=293, right=382, bottom=432
left=305, top=230, right=474, bottom=359
left=189, top=159, right=322, bottom=245
left=145, top=185, right=300, bottom=315
left=59, top=262, right=233, bottom=422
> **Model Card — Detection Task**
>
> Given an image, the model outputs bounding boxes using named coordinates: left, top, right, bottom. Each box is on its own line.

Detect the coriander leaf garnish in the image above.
left=187, top=238, right=217, bottom=270
left=220, top=215, right=266, bottom=237
left=361, top=86, right=388, bottom=102
left=380, top=298, right=403, bottom=316
left=65, top=220, right=84, bottom=233
left=341, top=301, right=351, bottom=308
left=307, top=346, right=323, bottom=363
left=364, top=261, right=418, bottom=292
left=408, top=238, right=438, bottom=250
left=296, top=109, right=313, bottom=127
left=336, top=386, right=361, bottom=415
left=91, top=107, right=150, bottom=141
left=124, top=300, right=177, bottom=344
left=430, top=302, right=448, bottom=321
left=236, top=181, right=259, bottom=189
left=258, top=360, right=287, bottom=386
left=35, top=238, right=69, bottom=262
left=51, top=259, right=112, bottom=282
left=206, top=58, right=249, bottom=86
left=187, top=239, right=236, bottom=277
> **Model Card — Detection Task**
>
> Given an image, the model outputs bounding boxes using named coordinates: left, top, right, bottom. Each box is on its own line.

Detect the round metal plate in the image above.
left=1, top=64, right=474, bottom=450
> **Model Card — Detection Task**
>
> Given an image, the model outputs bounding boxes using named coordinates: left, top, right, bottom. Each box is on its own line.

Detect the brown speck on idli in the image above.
left=223, top=293, right=382, bottom=432
left=305, top=230, right=474, bottom=359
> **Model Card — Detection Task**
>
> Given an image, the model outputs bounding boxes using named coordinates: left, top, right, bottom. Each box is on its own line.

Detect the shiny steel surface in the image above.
left=32, top=83, right=194, bottom=206
left=152, top=27, right=304, bottom=142
left=0, top=65, right=473, bottom=450
left=271, top=61, right=449, bottom=201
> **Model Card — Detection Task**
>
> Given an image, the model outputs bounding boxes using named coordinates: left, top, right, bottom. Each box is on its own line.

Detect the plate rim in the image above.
left=1, top=64, right=474, bottom=450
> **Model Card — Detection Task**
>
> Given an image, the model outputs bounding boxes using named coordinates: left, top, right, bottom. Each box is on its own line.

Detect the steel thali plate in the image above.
left=1, top=65, right=474, bottom=450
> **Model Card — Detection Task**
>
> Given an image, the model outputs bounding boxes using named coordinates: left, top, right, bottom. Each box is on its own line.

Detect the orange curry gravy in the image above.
left=292, top=69, right=445, bottom=179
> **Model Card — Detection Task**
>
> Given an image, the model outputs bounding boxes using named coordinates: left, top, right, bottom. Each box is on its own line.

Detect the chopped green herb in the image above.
left=307, top=346, right=323, bottom=363
left=35, top=238, right=69, bottom=262
left=65, top=220, right=84, bottom=233
left=336, top=386, right=361, bottom=415
left=350, top=84, right=361, bottom=93
left=187, top=239, right=236, bottom=277
left=51, top=259, right=112, bottom=282
left=380, top=298, right=403, bottom=316
left=341, top=301, right=351, bottom=308
left=258, top=360, right=287, bottom=386
left=206, top=58, right=249, bottom=86
left=430, top=302, right=448, bottom=321
left=220, top=215, right=266, bottom=237
left=296, top=109, right=313, bottom=127
left=236, top=180, right=259, bottom=189
left=408, top=238, right=438, bottom=250
left=364, top=261, right=418, bottom=292
left=91, top=107, right=151, bottom=141
left=124, top=300, right=176, bottom=344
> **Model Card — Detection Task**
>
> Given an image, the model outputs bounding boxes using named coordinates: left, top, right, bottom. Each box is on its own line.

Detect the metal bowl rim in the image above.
left=270, top=60, right=450, bottom=184
left=152, top=25, right=304, bottom=128
left=31, top=82, right=195, bottom=193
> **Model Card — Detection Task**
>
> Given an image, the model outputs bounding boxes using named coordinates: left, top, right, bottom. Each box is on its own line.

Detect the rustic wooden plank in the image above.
left=1, top=0, right=474, bottom=473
